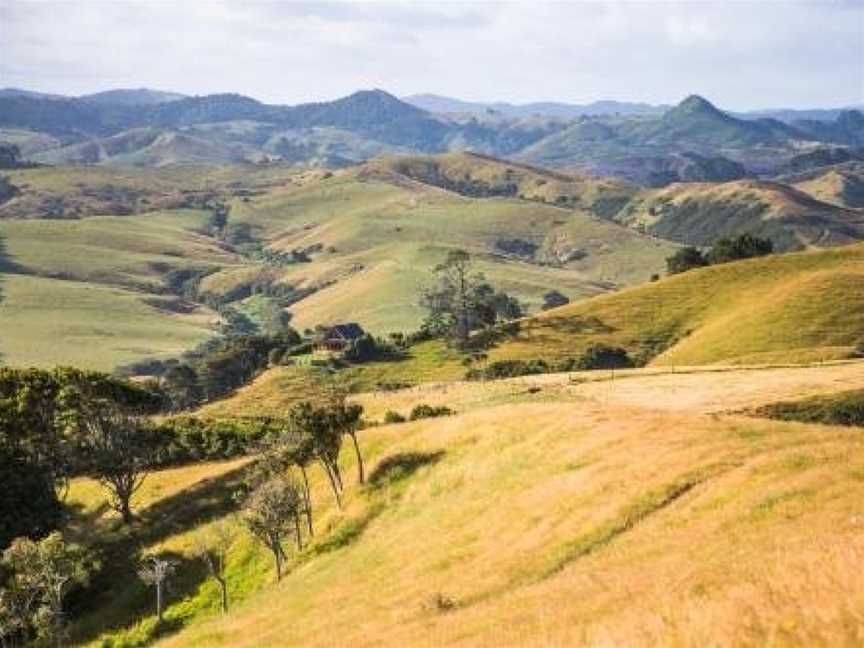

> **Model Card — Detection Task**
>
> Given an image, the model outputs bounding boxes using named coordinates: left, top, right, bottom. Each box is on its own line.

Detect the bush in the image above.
left=542, top=290, right=570, bottom=310
left=466, top=359, right=550, bottom=381
left=707, top=233, right=773, bottom=264
left=383, top=411, right=407, bottom=424
left=152, top=416, right=270, bottom=467
left=754, top=389, right=864, bottom=427
left=666, top=247, right=708, bottom=275
left=571, top=344, right=634, bottom=370
left=409, top=404, right=454, bottom=420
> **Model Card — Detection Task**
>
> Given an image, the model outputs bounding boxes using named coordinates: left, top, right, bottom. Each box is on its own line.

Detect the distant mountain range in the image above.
left=1, top=87, right=862, bottom=186
left=402, top=93, right=864, bottom=123
left=401, top=94, right=670, bottom=118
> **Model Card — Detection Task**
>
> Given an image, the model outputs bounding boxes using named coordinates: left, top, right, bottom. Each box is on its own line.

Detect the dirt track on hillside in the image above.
left=569, top=361, right=864, bottom=413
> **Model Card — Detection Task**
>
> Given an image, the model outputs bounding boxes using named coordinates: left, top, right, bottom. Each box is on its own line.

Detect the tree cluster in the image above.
left=666, top=234, right=774, bottom=275
left=0, top=368, right=160, bottom=548
left=241, top=387, right=365, bottom=582
left=420, top=250, right=523, bottom=348
left=0, top=533, right=96, bottom=646
left=465, top=344, right=634, bottom=381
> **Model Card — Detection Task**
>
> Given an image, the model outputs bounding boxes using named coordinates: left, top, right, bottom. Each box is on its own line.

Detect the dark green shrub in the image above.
left=754, top=390, right=864, bottom=427
left=572, top=344, right=634, bottom=370
left=383, top=411, right=407, bottom=424
left=152, top=417, right=269, bottom=467
left=542, top=290, right=570, bottom=310
left=466, top=358, right=550, bottom=381
left=707, top=234, right=773, bottom=264
left=666, top=246, right=708, bottom=274
left=409, top=404, right=454, bottom=420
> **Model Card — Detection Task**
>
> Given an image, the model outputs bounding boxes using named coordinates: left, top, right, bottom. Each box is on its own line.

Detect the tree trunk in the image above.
left=273, top=546, right=282, bottom=582
left=300, top=465, right=314, bottom=536
left=349, top=432, right=365, bottom=484
left=217, top=578, right=228, bottom=614
left=293, top=511, right=303, bottom=550
left=332, top=460, right=344, bottom=491
left=156, top=582, right=163, bottom=622
left=321, top=460, right=342, bottom=509
left=120, top=498, right=134, bottom=525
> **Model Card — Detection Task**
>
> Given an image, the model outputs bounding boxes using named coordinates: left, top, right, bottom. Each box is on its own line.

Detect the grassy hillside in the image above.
left=752, top=387, right=864, bottom=427
left=0, top=158, right=673, bottom=367
left=211, top=158, right=674, bottom=333
left=791, top=162, right=864, bottom=209
left=490, top=242, right=864, bottom=366
left=0, top=273, right=216, bottom=369
left=0, top=164, right=296, bottom=218
left=371, top=152, right=637, bottom=217
left=62, top=364, right=864, bottom=646
left=0, top=209, right=239, bottom=289
left=615, top=179, right=864, bottom=251
left=0, top=206, right=244, bottom=369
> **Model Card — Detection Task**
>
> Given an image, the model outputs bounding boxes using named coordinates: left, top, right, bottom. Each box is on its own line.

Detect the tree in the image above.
left=289, top=403, right=344, bottom=509
left=666, top=246, right=708, bottom=275
left=318, top=378, right=366, bottom=484
left=573, top=344, right=634, bottom=370
left=335, top=402, right=365, bottom=484
left=242, top=477, right=303, bottom=582
left=421, top=249, right=522, bottom=347
left=542, top=290, right=570, bottom=310
left=137, top=556, right=176, bottom=623
left=1, top=533, right=94, bottom=647
left=161, top=364, right=202, bottom=411
left=707, top=233, right=774, bottom=264
left=0, top=451, right=62, bottom=552
left=254, top=428, right=315, bottom=536
left=80, top=408, right=157, bottom=524
left=422, top=249, right=481, bottom=346
left=193, top=522, right=234, bottom=615
left=0, top=367, right=159, bottom=547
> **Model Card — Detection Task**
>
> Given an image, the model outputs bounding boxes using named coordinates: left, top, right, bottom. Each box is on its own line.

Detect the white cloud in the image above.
left=0, top=0, right=861, bottom=109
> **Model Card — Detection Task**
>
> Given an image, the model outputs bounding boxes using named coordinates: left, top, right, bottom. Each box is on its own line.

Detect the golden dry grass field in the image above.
left=65, top=361, right=864, bottom=647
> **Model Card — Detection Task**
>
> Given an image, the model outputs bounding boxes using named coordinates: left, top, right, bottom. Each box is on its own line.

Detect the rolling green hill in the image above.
left=0, top=207, right=236, bottom=369
left=0, top=156, right=675, bottom=368
left=211, top=155, right=674, bottom=333
left=490, top=242, right=864, bottom=366
left=614, top=179, right=864, bottom=250
left=2, top=153, right=861, bottom=371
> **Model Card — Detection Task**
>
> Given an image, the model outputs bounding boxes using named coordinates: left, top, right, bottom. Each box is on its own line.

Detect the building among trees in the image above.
left=313, top=323, right=366, bottom=353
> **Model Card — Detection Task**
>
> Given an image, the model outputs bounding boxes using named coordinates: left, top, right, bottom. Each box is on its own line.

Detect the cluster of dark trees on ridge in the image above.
left=664, top=233, right=775, bottom=275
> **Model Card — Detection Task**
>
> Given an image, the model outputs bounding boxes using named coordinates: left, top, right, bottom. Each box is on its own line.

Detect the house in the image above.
left=313, top=323, right=366, bottom=353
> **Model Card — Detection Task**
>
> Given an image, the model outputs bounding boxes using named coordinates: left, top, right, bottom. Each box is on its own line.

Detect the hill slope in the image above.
left=615, top=179, right=864, bottom=250
left=210, top=154, right=674, bottom=332
left=790, top=162, right=864, bottom=209
left=63, top=363, right=864, bottom=646
left=491, top=242, right=864, bottom=366
left=0, top=157, right=673, bottom=367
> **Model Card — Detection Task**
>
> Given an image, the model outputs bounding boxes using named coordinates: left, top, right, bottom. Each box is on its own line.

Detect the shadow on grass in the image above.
left=308, top=451, right=447, bottom=558
left=367, top=451, right=447, bottom=491
left=310, top=501, right=386, bottom=557
left=0, top=232, right=27, bottom=363
left=67, top=463, right=254, bottom=645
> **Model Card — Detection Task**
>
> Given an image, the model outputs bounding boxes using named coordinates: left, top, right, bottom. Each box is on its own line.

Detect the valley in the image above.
left=1, top=84, right=863, bottom=648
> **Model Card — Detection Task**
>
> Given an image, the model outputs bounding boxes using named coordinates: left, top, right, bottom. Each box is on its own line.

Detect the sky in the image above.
left=1, top=0, right=862, bottom=111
